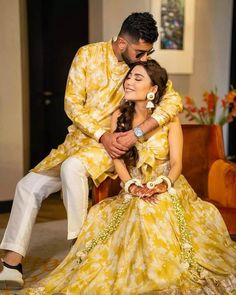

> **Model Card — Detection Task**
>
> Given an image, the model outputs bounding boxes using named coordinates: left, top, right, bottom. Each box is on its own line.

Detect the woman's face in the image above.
left=124, top=65, right=155, bottom=102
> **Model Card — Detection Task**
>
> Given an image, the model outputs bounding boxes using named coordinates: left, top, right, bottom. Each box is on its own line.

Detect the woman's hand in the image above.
left=141, top=183, right=167, bottom=204
left=141, top=195, right=159, bottom=204
left=129, top=182, right=168, bottom=204
left=129, top=184, right=159, bottom=204
left=152, top=182, right=168, bottom=194
left=129, top=184, right=154, bottom=198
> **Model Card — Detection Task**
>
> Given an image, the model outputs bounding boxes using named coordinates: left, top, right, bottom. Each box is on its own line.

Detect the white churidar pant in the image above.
left=0, top=157, right=89, bottom=257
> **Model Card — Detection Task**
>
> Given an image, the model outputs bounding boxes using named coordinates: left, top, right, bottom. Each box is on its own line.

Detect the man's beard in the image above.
left=121, top=51, right=134, bottom=67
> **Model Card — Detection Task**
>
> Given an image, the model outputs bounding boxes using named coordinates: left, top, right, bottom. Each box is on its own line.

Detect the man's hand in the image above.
left=100, top=132, right=129, bottom=158
left=117, top=130, right=138, bottom=149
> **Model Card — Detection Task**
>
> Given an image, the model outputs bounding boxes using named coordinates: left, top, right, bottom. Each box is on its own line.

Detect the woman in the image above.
left=23, top=60, right=236, bottom=294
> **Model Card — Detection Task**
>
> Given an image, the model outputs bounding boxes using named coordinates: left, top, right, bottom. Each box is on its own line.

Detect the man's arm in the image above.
left=102, top=110, right=129, bottom=159
left=65, top=46, right=106, bottom=141
left=117, top=80, right=183, bottom=147
left=65, top=46, right=129, bottom=156
left=150, top=80, right=183, bottom=127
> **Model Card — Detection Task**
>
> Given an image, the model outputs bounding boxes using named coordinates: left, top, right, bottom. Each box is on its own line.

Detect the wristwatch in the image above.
left=133, top=127, right=144, bottom=142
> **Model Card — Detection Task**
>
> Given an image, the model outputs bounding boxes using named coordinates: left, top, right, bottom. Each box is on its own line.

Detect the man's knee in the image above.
left=15, top=172, right=37, bottom=193
left=60, top=157, right=88, bottom=180
left=15, top=172, right=60, bottom=205
left=14, top=173, right=44, bottom=207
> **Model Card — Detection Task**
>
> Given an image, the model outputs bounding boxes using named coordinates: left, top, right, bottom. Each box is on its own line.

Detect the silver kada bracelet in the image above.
left=146, top=175, right=176, bottom=195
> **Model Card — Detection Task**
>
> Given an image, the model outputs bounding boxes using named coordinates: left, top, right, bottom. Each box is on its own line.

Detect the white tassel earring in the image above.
left=146, top=92, right=155, bottom=110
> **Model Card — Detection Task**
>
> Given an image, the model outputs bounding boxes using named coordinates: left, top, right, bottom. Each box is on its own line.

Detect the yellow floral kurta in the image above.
left=23, top=126, right=236, bottom=295
left=32, top=40, right=182, bottom=186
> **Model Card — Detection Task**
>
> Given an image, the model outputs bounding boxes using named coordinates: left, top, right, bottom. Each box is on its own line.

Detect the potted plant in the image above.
left=183, top=88, right=236, bottom=125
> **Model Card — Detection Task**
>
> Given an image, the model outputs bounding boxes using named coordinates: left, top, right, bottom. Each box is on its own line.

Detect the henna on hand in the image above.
left=129, top=184, right=158, bottom=199
left=152, top=182, right=168, bottom=194
left=141, top=195, right=159, bottom=204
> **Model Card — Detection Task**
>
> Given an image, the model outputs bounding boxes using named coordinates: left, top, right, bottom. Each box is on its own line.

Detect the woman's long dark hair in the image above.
left=115, top=60, right=168, bottom=168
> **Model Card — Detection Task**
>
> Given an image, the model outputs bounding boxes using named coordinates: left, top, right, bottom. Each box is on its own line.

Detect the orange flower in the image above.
left=232, top=104, right=236, bottom=117
left=199, top=107, right=207, bottom=114
left=221, top=99, right=227, bottom=108
left=185, top=96, right=194, bottom=106
left=225, top=89, right=236, bottom=103
left=183, top=88, right=236, bottom=126
left=203, top=91, right=218, bottom=113
left=190, top=107, right=197, bottom=113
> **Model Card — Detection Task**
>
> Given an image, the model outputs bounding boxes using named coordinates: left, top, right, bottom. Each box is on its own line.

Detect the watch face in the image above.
left=136, top=129, right=143, bottom=137
left=134, top=127, right=144, bottom=138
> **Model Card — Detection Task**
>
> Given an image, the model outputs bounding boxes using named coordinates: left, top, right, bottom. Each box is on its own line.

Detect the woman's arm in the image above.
left=144, top=116, right=182, bottom=196
left=111, top=110, right=158, bottom=201
left=167, top=116, right=183, bottom=183
left=146, top=116, right=182, bottom=195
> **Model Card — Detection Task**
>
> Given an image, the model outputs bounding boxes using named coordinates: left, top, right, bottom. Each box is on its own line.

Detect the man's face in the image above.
left=121, top=38, right=155, bottom=66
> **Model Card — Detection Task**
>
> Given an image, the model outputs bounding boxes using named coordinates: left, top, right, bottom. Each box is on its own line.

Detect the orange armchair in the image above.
left=92, top=124, right=236, bottom=234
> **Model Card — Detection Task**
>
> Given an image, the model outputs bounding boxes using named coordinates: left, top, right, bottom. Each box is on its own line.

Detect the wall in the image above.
left=102, top=0, right=150, bottom=41
left=170, top=1, right=233, bottom=121
left=89, top=0, right=103, bottom=43
left=0, top=0, right=29, bottom=201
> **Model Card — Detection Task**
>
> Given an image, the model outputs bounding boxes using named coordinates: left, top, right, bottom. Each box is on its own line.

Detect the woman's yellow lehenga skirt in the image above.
left=23, top=175, right=236, bottom=295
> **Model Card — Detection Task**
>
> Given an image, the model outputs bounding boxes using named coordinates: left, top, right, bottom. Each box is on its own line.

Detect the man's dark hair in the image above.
left=118, top=12, right=158, bottom=44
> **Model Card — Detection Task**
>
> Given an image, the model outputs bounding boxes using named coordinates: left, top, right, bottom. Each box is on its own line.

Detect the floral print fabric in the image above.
left=23, top=127, right=236, bottom=295
left=32, top=41, right=182, bottom=187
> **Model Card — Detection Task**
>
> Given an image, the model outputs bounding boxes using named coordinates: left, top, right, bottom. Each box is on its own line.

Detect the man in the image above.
left=0, top=12, right=182, bottom=289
